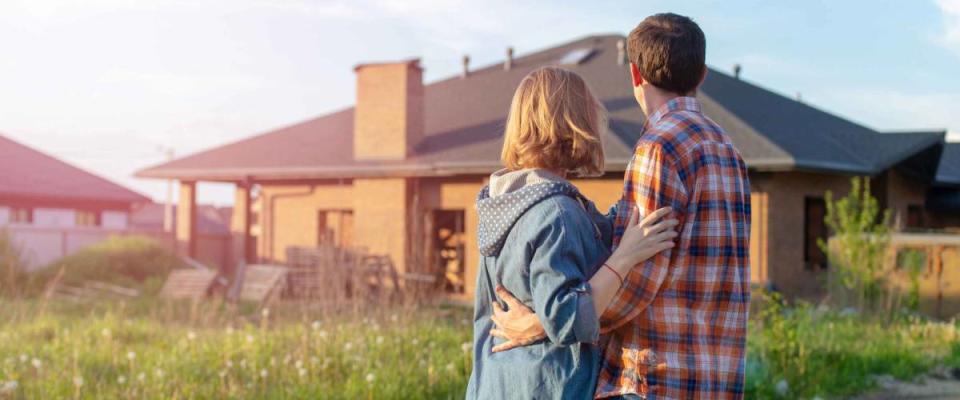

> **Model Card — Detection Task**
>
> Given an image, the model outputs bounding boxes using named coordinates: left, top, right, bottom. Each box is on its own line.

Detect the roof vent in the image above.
left=616, top=39, right=626, bottom=65
left=505, top=47, right=514, bottom=71
left=462, top=55, right=470, bottom=78
left=558, top=47, right=595, bottom=66
left=733, top=64, right=742, bottom=79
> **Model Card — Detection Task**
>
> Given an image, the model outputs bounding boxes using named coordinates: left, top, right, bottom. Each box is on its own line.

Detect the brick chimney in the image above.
left=353, top=59, right=424, bottom=160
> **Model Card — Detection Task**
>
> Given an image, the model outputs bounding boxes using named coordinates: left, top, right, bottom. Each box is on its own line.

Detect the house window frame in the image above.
left=803, top=196, right=828, bottom=270
left=9, top=206, right=33, bottom=225
left=75, top=209, right=101, bottom=227
left=317, top=209, right=354, bottom=248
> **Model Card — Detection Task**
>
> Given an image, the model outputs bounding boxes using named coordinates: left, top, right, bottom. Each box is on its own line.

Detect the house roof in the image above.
left=136, top=34, right=946, bottom=182
left=0, top=134, right=149, bottom=206
left=129, top=202, right=232, bottom=235
left=936, top=143, right=960, bottom=186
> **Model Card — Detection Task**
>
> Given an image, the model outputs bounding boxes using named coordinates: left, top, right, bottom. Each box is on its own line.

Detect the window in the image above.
left=10, top=207, right=32, bottom=224
left=75, top=210, right=100, bottom=227
left=804, top=197, right=828, bottom=270
left=906, top=205, right=925, bottom=230
left=317, top=210, right=353, bottom=248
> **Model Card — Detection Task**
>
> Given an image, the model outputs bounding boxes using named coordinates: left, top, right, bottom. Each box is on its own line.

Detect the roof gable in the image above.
left=0, top=134, right=149, bottom=205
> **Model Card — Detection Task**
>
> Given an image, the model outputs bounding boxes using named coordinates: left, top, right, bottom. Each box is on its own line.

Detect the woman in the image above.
left=465, top=67, right=678, bottom=400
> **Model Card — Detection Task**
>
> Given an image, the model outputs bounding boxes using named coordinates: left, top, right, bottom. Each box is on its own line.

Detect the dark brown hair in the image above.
left=627, top=13, right=706, bottom=94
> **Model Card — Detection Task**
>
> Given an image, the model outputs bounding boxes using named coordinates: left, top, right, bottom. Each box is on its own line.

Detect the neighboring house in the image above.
left=129, top=202, right=233, bottom=235
left=0, top=134, right=150, bottom=268
left=136, top=34, right=960, bottom=299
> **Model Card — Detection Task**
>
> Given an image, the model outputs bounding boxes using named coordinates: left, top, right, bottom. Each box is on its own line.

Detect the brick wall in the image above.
left=353, top=61, right=423, bottom=160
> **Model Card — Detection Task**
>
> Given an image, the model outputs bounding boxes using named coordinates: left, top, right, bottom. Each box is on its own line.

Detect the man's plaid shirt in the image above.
left=595, top=97, right=751, bottom=399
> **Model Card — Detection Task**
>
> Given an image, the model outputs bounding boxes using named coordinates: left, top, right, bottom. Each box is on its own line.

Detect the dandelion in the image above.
left=774, top=379, right=789, bottom=396
left=445, top=363, right=455, bottom=372
left=127, top=351, right=136, bottom=361
left=376, top=336, right=385, bottom=345
left=187, top=331, right=197, bottom=341
left=461, top=342, right=472, bottom=353
left=344, top=342, right=354, bottom=351
left=246, top=334, right=255, bottom=344
left=295, top=360, right=304, bottom=369
left=283, top=354, right=292, bottom=365
left=298, top=367, right=308, bottom=377
left=310, top=356, right=320, bottom=365
left=365, top=373, right=375, bottom=383
left=155, top=369, right=165, bottom=378
left=260, top=369, right=268, bottom=379
left=226, top=360, right=234, bottom=368
left=30, top=358, right=42, bottom=369
left=18, top=354, right=27, bottom=363
left=226, top=326, right=235, bottom=335
left=218, top=370, right=227, bottom=378
left=390, top=314, right=398, bottom=323
left=240, top=359, right=248, bottom=369
left=73, top=376, right=84, bottom=388
left=0, top=380, right=18, bottom=394
left=101, top=328, right=112, bottom=338
left=261, top=308, right=270, bottom=318
left=412, top=338, right=419, bottom=345
left=117, top=375, right=127, bottom=385
left=137, top=372, right=146, bottom=382
left=318, top=330, right=329, bottom=339
left=311, top=320, right=322, bottom=331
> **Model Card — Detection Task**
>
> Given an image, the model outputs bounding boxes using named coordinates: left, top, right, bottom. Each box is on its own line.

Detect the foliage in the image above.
left=0, top=300, right=472, bottom=399
left=1, top=295, right=957, bottom=399
left=0, top=229, right=26, bottom=298
left=746, top=290, right=960, bottom=399
left=895, top=248, right=927, bottom=311
left=819, top=177, right=892, bottom=311
left=23, top=236, right=189, bottom=296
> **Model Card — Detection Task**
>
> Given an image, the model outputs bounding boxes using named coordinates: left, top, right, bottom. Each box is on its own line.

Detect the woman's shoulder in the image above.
left=521, top=193, right=593, bottom=229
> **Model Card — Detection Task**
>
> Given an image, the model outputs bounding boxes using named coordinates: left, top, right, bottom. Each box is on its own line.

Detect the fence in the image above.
left=4, top=225, right=232, bottom=271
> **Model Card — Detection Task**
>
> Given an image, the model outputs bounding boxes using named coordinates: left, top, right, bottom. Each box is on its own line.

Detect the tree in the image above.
left=818, top=177, right=891, bottom=311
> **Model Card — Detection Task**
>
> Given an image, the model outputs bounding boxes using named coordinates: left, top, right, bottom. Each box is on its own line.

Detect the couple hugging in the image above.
left=466, top=13, right=751, bottom=400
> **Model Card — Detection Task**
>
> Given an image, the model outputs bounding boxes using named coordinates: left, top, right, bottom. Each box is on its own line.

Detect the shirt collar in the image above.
left=645, top=96, right=702, bottom=126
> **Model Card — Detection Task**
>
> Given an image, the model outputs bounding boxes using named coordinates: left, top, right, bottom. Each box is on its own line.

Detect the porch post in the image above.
left=228, top=181, right=253, bottom=300
left=176, top=180, right=197, bottom=258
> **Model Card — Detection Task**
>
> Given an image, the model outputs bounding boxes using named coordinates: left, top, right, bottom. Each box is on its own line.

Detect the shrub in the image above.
left=25, top=235, right=189, bottom=295
left=820, top=177, right=892, bottom=312
left=0, top=229, right=27, bottom=297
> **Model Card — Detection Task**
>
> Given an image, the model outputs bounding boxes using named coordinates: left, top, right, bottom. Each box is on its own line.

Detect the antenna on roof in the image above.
left=617, top=39, right=626, bottom=66
left=505, top=47, right=514, bottom=71
left=733, top=64, right=742, bottom=79
left=796, top=92, right=803, bottom=102
left=461, top=55, right=470, bottom=78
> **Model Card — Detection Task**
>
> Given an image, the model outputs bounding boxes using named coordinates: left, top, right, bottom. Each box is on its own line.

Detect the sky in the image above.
left=0, top=0, right=958, bottom=206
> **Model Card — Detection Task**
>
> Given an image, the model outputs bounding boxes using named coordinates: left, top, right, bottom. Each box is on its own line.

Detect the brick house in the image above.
left=136, top=35, right=960, bottom=299
left=0, top=134, right=150, bottom=268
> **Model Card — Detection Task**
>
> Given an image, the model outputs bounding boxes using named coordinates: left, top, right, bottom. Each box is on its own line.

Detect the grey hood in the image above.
left=476, top=169, right=583, bottom=257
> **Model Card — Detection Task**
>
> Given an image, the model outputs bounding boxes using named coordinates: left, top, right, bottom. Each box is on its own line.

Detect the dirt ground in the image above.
left=855, top=368, right=960, bottom=399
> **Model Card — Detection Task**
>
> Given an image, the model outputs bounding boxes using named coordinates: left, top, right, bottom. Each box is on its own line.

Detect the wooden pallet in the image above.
left=238, top=264, right=288, bottom=304
left=159, top=269, right=218, bottom=300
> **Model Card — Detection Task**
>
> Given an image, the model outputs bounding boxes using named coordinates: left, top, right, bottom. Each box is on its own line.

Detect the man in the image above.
left=489, top=13, right=751, bottom=399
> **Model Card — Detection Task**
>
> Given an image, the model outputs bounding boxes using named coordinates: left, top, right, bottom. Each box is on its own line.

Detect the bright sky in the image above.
left=1, top=0, right=958, bottom=206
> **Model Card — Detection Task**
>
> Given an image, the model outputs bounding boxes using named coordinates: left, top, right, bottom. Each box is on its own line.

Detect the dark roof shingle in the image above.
left=136, top=34, right=945, bottom=181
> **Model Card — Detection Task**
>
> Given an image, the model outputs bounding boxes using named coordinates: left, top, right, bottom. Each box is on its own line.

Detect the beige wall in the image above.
left=353, top=178, right=411, bottom=274
left=752, top=171, right=853, bottom=299
left=258, top=183, right=353, bottom=262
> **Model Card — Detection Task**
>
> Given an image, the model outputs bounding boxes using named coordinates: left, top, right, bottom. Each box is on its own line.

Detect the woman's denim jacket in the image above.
left=466, top=181, right=613, bottom=400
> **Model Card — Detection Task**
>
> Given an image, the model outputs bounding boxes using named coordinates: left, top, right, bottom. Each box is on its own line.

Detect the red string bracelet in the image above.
left=602, top=263, right=624, bottom=284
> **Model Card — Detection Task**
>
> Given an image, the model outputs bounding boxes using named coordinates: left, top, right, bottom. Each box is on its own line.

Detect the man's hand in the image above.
left=489, top=285, right=546, bottom=353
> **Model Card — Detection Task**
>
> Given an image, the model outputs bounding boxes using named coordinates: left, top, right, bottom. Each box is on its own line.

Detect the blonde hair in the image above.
left=501, top=66, right=606, bottom=177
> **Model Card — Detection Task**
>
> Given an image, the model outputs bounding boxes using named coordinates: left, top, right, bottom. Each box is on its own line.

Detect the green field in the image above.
left=1, top=295, right=959, bottom=399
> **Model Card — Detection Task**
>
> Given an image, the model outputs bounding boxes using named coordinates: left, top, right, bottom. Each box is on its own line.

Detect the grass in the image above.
left=0, top=299, right=472, bottom=399
left=1, top=296, right=958, bottom=399
left=745, top=292, right=960, bottom=399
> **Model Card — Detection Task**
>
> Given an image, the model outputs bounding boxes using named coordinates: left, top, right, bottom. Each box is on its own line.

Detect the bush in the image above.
left=24, top=236, right=189, bottom=295
left=0, top=229, right=27, bottom=297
